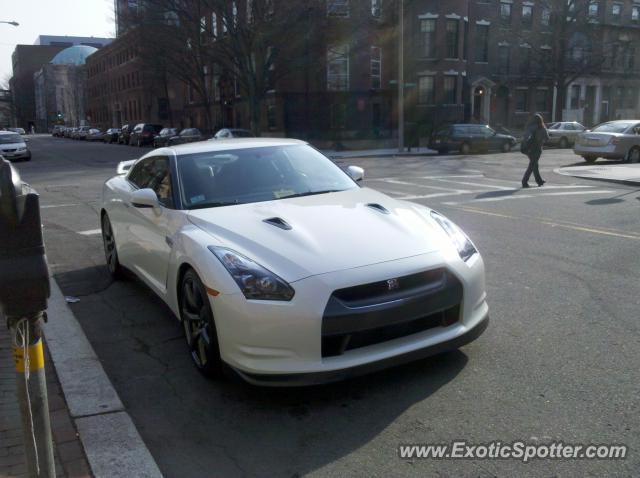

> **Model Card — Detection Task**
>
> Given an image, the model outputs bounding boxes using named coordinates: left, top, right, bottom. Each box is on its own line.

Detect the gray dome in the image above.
left=50, top=45, right=98, bottom=66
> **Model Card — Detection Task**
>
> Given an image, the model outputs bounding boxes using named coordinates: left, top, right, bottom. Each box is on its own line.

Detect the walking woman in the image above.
left=521, top=114, right=550, bottom=188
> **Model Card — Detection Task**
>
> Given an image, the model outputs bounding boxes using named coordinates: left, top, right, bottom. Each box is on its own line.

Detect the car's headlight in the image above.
left=430, top=211, right=477, bottom=262
left=17, top=147, right=27, bottom=152
left=208, top=246, right=295, bottom=301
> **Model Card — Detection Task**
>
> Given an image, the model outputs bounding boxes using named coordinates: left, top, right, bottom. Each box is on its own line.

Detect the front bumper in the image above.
left=210, top=251, right=488, bottom=386
left=1, top=150, right=30, bottom=160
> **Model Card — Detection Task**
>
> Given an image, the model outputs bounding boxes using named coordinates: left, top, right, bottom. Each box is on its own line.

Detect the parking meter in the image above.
left=0, top=157, right=50, bottom=317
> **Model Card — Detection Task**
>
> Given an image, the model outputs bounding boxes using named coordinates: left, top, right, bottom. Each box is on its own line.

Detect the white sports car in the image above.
left=101, top=138, right=488, bottom=385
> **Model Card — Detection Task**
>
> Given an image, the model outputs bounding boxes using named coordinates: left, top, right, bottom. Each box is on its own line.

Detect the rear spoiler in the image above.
left=116, top=159, right=137, bottom=175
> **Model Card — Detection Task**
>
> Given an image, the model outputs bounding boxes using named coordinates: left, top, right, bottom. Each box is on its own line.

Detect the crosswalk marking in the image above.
left=78, top=229, right=102, bottom=236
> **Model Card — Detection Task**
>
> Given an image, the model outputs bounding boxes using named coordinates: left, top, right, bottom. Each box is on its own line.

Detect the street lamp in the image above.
left=0, top=21, right=19, bottom=26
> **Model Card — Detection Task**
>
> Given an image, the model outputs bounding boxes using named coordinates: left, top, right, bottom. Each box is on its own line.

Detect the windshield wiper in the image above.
left=189, top=201, right=240, bottom=210
left=278, top=190, right=341, bottom=199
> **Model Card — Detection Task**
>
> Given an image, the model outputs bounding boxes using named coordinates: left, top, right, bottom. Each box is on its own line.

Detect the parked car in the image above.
left=86, top=129, right=105, bottom=141
left=52, top=125, right=64, bottom=137
left=546, top=122, right=586, bottom=148
left=211, top=128, right=254, bottom=140
left=0, top=131, right=31, bottom=161
left=101, top=138, right=488, bottom=383
left=153, top=128, right=178, bottom=148
left=7, top=128, right=26, bottom=135
left=76, top=126, right=92, bottom=140
left=118, top=125, right=132, bottom=145
left=129, top=123, right=163, bottom=147
left=168, top=128, right=203, bottom=146
left=429, top=124, right=517, bottom=154
left=65, top=127, right=77, bottom=138
left=103, top=128, right=121, bottom=143
left=574, top=120, right=640, bottom=163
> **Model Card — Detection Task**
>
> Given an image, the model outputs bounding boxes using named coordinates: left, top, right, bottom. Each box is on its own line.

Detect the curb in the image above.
left=554, top=167, right=640, bottom=186
left=44, top=278, right=163, bottom=478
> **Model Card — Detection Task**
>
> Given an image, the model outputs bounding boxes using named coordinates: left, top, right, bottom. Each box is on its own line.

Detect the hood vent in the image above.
left=263, top=217, right=292, bottom=230
left=366, top=203, right=390, bottom=215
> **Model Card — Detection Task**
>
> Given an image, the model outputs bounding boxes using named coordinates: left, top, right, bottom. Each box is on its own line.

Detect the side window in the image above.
left=128, top=157, right=174, bottom=209
left=128, top=158, right=154, bottom=189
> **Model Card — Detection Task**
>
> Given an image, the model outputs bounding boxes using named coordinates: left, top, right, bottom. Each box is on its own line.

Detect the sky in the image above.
left=0, top=0, right=115, bottom=84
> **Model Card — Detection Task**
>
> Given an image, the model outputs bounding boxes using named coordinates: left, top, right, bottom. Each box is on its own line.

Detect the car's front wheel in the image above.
left=101, top=213, right=124, bottom=279
left=180, top=269, right=223, bottom=377
left=583, top=155, right=597, bottom=163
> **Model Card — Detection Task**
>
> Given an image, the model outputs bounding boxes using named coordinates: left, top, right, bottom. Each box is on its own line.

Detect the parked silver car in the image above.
left=574, top=120, right=640, bottom=163
left=547, top=122, right=586, bottom=148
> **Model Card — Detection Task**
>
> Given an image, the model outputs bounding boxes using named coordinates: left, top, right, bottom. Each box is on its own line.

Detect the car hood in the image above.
left=187, top=188, right=445, bottom=282
left=0, top=142, right=26, bottom=149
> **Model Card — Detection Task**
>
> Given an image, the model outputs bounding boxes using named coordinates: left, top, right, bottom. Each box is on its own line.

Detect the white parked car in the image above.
left=546, top=121, right=586, bottom=148
left=0, top=131, right=31, bottom=161
left=573, top=120, right=640, bottom=163
left=100, top=139, right=488, bottom=385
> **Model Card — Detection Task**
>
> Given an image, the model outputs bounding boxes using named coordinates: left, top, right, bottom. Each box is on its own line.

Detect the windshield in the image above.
left=178, top=144, right=358, bottom=209
left=593, top=122, right=635, bottom=133
left=0, top=134, right=23, bottom=144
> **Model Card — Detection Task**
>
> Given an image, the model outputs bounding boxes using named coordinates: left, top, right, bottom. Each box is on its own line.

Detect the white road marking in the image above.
left=41, top=203, right=80, bottom=209
left=378, top=178, right=471, bottom=193
left=443, top=190, right=615, bottom=205
left=78, top=229, right=101, bottom=236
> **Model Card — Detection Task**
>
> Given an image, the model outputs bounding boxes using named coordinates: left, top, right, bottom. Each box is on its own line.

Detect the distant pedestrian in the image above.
left=30, top=125, right=35, bottom=135
left=521, top=114, right=549, bottom=188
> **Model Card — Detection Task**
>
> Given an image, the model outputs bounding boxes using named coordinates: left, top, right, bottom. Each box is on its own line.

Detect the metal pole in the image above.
left=552, top=85, right=558, bottom=122
left=9, top=314, right=56, bottom=478
left=398, top=0, right=405, bottom=152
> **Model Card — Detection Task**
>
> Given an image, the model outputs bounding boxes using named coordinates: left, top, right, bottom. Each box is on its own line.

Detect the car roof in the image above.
left=0, top=130, right=22, bottom=135
left=144, top=138, right=308, bottom=158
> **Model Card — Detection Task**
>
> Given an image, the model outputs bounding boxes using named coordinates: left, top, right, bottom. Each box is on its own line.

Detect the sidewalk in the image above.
left=323, top=147, right=438, bottom=159
left=0, top=325, right=92, bottom=478
left=555, top=163, right=640, bottom=185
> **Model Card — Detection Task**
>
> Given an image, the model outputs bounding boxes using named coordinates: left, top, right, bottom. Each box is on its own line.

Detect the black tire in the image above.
left=627, top=147, right=640, bottom=164
left=180, top=269, right=223, bottom=377
left=583, top=155, right=597, bottom=163
left=460, top=143, right=471, bottom=155
left=101, top=213, right=125, bottom=279
left=559, top=137, right=569, bottom=149
left=436, top=148, right=448, bottom=155
left=501, top=142, right=511, bottom=153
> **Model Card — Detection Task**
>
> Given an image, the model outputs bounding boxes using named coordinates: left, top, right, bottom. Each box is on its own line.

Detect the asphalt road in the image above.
left=12, top=136, right=640, bottom=477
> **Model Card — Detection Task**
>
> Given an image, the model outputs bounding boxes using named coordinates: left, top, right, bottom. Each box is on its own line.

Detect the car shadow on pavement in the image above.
left=584, top=189, right=639, bottom=206
left=53, top=265, right=471, bottom=478
left=474, top=190, right=518, bottom=200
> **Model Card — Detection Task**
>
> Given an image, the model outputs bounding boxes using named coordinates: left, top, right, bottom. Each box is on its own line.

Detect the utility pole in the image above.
left=398, top=0, right=404, bottom=152
left=0, top=158, right=55, bottom=478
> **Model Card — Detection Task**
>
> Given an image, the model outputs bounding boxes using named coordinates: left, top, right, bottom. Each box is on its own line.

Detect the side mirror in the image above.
left=347, top=165, right=365, bottom=182
left=131, top=188, right=159, bottom=208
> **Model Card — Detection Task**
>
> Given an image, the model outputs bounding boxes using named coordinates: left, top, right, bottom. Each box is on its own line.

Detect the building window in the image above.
left=232, top=1, right=238, bottom=28
left=328, top=0, right=349, bottom=17
left=570, top=85, right=580, bottom=109
left=520, top=46, right=532, bottom=74
left=588, top=2, right=599, bottom=19
left=515, top=89, right=528, bottom=112
left=535, top=89, right=548, bottom=112
left=200, top=16, right=206, bottom=34
left=541, top=7, right=551, bottom=26
left=418, top=76, right=435, bottom=104
left=611, top=3, right=622, bottom=21
left=475, top=24, right=489, bottom=62
left=445, top=20, right=459, bottom=58
left=267, top=101, right=277, bottom=130
left=522, top=5, right=533, bottom=28
left=212, top=12, right=217, bottom=37
left=327, top=44, right=349, bottom=91
left=420, top=19, right=436, bottom=58
left=623, top=46, right=635, bottom=70
left=500, top=2, right=512, bottom=25
left=444, top=76, right=457, bottom=104
left=371, top=0, right=381, bottom=17
left=370, top=46, right=381, bottom=89
left=633, top=5, right=640, bottom=23
left=498, top=45, right=510, bottom=73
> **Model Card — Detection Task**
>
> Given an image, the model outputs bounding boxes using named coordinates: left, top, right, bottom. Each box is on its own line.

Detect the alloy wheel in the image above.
left=629, top=147, right=640, bottom=164
left=101, top=214, right=122, bottom=278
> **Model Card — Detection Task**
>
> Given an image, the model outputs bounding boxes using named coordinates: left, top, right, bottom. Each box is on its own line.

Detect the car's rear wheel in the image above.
left=460, top=142, right=471, bottom=155
left=501, top=142, right=511, bottom=153
left=180, top=269, right=223, bottom=377
left=583, top=155, right=597, bottom=163
left=559, top=137, right=569, bottom=149
left=101, top=214, right=124, bottom=279
left=627, top=147, right=640, bottom=164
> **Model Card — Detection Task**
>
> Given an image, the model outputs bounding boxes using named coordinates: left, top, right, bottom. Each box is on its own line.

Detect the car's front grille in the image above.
left=2, top=149, right=16, bottom=153
left=321, top=268, right=463, bottom=358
